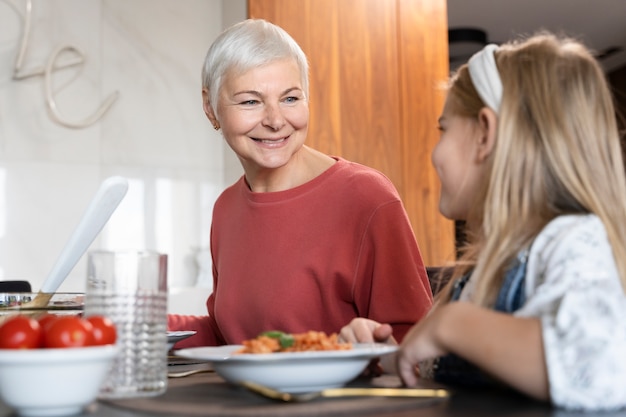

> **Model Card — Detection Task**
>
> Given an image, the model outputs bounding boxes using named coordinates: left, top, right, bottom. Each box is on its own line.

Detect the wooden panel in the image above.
left=335, top=0, right=403, bottom=188
left=248, top=0, right=455, bottom=265
left=397, top=0, right=456, bottom=264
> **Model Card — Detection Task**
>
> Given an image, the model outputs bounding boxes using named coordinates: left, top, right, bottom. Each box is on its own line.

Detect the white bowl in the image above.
left=0, top=345, right=118, bottom=417
left=175, top=343, right=397, bottom=393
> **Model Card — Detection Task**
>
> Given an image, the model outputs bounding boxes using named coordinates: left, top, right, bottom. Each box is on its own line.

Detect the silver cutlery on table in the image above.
left=241, top=380, right=450, bottom=402
left=167, top=369, right=214, bottom=378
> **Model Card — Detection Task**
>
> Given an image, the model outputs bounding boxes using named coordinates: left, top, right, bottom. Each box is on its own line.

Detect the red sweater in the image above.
left=169, top=158, right=432, bottom=347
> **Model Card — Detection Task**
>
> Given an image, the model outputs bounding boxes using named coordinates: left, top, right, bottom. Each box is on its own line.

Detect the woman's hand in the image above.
left=340, top=318, right=398, bottom=375
left=339, top=318, right=397, bottom=345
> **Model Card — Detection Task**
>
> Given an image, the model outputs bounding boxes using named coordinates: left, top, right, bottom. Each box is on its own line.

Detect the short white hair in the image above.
left=201, top=19, right=310, bottom=114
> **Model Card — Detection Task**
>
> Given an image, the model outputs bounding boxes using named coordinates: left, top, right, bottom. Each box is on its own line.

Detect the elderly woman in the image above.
left=168, top=19, right=432, bottom=348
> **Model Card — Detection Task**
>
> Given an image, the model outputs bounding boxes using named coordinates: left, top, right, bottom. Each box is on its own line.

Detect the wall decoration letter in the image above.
left=5, top=0, right=119, bottom=129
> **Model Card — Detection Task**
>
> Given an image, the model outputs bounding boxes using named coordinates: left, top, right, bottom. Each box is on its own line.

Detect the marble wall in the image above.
left=0, top=0, right=246, bottom=314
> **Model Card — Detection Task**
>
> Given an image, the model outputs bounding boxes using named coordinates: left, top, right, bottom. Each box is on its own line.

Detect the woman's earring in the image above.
left=213, top=123, right=220, bottom=131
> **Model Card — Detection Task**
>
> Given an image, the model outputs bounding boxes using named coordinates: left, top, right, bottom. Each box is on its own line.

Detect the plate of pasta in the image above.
left=174, top=331, right=397, bottom=393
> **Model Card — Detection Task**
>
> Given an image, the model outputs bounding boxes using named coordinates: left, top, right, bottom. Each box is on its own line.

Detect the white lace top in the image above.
left=497, top=214, right=626, bottom=410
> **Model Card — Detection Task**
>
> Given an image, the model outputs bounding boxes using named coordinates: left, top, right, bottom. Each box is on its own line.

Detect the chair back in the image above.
left=426, top=267, right=453, bottom=295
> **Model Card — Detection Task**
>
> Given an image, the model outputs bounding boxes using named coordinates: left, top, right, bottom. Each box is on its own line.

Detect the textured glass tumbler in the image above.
left=85, top=250, right=168, bottom=399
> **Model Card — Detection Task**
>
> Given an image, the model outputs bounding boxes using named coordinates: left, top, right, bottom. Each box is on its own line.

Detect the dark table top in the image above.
left=2, top=363, right=626, bottom=417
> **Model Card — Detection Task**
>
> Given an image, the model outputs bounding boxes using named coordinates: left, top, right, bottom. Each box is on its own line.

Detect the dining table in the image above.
left=2, top=360, right=626, bottom=417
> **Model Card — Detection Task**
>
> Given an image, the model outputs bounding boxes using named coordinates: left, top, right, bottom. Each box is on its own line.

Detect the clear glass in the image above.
left=84, top=250, right=168, bottom=399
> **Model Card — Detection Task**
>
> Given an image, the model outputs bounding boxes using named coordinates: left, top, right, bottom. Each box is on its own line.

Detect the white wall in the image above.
left=0, top=0, right=246, bottom=314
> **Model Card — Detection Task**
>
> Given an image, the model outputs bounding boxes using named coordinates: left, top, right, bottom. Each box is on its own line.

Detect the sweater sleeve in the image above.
left=167, top=292, right=226, bottom=349
left=352, top=200, right=433, bottom=342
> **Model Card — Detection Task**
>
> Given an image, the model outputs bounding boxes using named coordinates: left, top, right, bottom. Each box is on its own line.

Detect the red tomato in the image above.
left=0, top=315, right=43, bottom=349
left=43, top=316, right=94, bottom=348
left=37, top=314, right=59, bottom=331
left=86, top=315, right=117, bottom=346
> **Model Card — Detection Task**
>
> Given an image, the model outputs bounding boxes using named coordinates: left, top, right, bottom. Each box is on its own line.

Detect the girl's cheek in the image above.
left=431, top=141, right=445, bottom=170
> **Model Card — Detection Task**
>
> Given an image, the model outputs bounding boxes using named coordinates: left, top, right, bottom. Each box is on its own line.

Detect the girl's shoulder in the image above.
left=526, top=213, right=617, bottom=288
left=533, top=214, right=607, bottom=252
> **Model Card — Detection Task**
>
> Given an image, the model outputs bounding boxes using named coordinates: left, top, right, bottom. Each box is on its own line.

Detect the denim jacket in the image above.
left=433, top=249, right=529, bottom=387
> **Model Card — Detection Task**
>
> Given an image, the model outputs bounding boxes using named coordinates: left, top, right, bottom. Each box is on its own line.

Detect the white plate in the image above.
left=175, top=343, right=397, bottom=393
left=167, top=330, right=197, bottom=350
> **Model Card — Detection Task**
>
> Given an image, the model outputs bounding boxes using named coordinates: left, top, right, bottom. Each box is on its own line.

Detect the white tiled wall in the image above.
left=0, top=0, right=246, bottom=314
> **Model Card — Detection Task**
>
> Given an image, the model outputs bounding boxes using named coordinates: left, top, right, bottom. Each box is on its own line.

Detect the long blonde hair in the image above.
left=438, top=32, right=626, bottom=306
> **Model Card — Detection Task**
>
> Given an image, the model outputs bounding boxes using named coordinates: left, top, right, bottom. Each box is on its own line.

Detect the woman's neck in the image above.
left=244, top=146, right=336, bottom=193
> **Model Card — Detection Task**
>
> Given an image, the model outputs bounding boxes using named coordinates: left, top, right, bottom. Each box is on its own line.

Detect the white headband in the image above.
left=468, top=44, right=502, bottom=113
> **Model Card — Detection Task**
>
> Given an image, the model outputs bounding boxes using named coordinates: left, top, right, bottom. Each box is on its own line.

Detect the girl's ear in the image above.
left=476, top=107, right=498, bottom=162
left=202, top=89, right=220, bottom=130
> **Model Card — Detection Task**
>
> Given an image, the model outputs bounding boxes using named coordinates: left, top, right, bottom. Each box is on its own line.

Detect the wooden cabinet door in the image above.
left=249, top=0, right=455, bottom=266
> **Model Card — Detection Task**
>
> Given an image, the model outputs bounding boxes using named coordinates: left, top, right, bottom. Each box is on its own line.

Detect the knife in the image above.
left=241, top=380, right=450, bottom=402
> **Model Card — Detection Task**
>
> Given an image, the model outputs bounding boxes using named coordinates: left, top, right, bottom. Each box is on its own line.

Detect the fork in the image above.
left=241, top=380, right=450, bottom=402
left=167, top=369, right=214, bottom=378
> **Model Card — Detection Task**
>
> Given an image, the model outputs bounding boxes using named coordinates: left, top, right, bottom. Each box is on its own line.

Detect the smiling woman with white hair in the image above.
left=168, top=19, right=433, bottom=351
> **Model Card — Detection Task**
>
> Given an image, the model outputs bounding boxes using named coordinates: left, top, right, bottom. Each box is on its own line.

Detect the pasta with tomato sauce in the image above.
left=236, top=330, right=352, bottom=354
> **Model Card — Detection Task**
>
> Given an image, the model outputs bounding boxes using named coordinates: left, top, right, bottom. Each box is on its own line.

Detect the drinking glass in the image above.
left=84, top=250, right=168, bottom=398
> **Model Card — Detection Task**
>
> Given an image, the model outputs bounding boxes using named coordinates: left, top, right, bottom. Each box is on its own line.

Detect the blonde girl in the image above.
left=340, top=32, right=626, bottom=411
